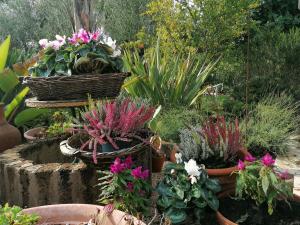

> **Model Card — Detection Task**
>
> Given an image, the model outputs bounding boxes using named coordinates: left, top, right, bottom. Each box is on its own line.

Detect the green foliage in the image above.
left=253, top=0, right=300, bottom=31
left=157, top=161, right=220, bottom=224
left=236, top=159, right=293, bottom=215
left=29, top=40, right=122, bottom=77
left=0, top=204, right=39, bottom=225
left=123, top=42, right=217, bottom=107
left=96, top=0, right=150, bottom=42
left=149, top=107, right=203, bottom=143
left=142, top=0, right=258, bottom=56
left=0, top=0, right=73, bottom=49
left=45, top=111, right=72, bottom=138
left=241, top=94, right=299, bottom=155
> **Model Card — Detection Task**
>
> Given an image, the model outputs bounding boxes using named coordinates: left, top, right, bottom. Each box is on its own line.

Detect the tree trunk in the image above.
left=73, top=0, right=95, bottom=32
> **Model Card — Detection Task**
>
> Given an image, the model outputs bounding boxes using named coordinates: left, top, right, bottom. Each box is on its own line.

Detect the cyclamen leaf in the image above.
left=262, top=175, right=270, bottom=195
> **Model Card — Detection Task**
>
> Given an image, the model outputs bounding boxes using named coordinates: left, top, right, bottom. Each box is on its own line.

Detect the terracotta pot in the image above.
left=216, top=190, right=300, bottom=225
left=206, top=149, right=248, bottom=193
left=0, top=103, right=22, bottom=153
left=23, top=204, right=145, bottom=225
left=152, top=153, right=166, bottom=173
left=24, top=127, right=46, bottom=142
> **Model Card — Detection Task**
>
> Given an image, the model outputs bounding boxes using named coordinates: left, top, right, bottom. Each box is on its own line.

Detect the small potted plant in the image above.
left=156, top=154, right=221, bottom=224
left=24, top=29, right=129, bottom=101
left=60, top=98, right=155, bottom=164
left=24, top=111, right=72, bottom=141
left=217, top=153, right=298, bottom=225
left=178, top=116, right=248, bottom=192
left=98, top=156, right=152, bottom=218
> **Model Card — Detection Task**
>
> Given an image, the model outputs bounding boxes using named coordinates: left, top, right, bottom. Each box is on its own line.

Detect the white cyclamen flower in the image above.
left=39, top=39, right=48, bottom=48
left=171, top=169, right=175, bottom=174
left=184, top=159, right=200, bottom=177
left=190, top=175, right=197, bottom=185
left=175, top=152, right=183, bottom=164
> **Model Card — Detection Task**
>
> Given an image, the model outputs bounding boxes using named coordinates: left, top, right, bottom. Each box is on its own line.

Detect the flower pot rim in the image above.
left=24, top=127, right=46, bottom=141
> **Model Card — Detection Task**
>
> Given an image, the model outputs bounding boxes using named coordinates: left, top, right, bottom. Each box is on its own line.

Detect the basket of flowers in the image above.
left=24, top=29, right=130, bottom=100
left=60, top=98, right=156, bottom=165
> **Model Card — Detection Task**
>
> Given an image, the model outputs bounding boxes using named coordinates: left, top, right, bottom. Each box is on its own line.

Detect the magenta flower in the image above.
left=237, top=160, right=246, bottom=170
left=110, top=157, right=126, bottom=174
left=244, top=153, right=256, bottom=162
left=261, top=153, right=275, bottom=167
left=78, top=29, right=90, bottom=43
left=124, top=156, right=133, bottom=169
left=68, top=33, right=79, bottom=45
left=127, top=182, right=134, bottom=192
left=131, top=166, right=149, bottom=180
left=89, top=30, right=101, bottom=41
left=278, top=170, right=291, bottom=180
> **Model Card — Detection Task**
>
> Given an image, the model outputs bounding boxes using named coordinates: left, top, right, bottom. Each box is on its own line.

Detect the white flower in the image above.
left=55, top=35, right=66, bottom=45
left=175, top=152, right=183, bottom=164
left=171, top=169, right=175, bottom=174
left=184, top=159, right=200, bottom=177
left=190, top=175, right=197, bottom=185
left=39, top=39, right=48, bottom=48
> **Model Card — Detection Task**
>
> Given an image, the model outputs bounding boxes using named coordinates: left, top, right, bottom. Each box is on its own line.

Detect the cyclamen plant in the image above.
left=157, top=153, right=221, bottom=224
left=98, top=156, right=151, bottom=216
left=80, top=99, right=155, bottom=164
left=236, top=153, right=293, bottom=215
left=29, top=28, right=122, bottom=77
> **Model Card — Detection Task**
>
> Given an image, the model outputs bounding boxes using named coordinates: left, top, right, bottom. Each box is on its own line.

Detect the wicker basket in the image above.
left=23, top=72, right=131, bottom=101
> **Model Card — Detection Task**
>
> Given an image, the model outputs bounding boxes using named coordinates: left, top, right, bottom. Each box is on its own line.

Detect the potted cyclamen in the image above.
left=98, top=156, right=151, bottom=218
left=24, top=29, right=129, bottom=101
left=60, top=98, right=155, bottom=164
left=217, top=153, right=299, bottom=225
left=177, top=116, right=248, bottom=192
left=156, top=154, right=221, bottom=224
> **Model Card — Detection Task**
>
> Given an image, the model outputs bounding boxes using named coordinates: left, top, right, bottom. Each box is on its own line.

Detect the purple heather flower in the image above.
left=237, top=160, right=246, bottom=170
left=261, top=153, right=275, bottom=167
left=110, top=157, right=126, bottom=174
left=131, top=166, right=149, bottom=180
left=244, top=153, right=256, bottom=162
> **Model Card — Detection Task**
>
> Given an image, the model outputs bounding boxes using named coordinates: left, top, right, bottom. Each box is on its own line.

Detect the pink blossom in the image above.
left=261, top=153, right=275, bottom=167
left=127, top=182, right=134, bottom=192
left=39, top=39, right=48, bottom=48
left=244, top=153, right=256, bottom=162
left=48, top=40, right=62, bottom=50
left=68, top=33, right=80, bottom=45
left=78, top=28, right=90, bottom=43
left=89, top=30, right=101, bottom=41
left=110, top=157, right=126, bottom=174
left=131, top=166, right=149, bottom=180
left=124, top=156, right=133, bottom=169
left=278, top=170, right=291, bottom=180
left=237, top=160, right=246, bottom=170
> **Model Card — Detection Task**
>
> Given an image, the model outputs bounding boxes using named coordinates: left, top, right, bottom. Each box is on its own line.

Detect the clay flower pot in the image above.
left=216, top=192, right=300, bottom=225
left=24, top=127, right=46, bottom=142
left=0, top=103, right=21, bottom=152
left=206, top=149, right=248, bottom=193
left=152, top=153, right=166, bottom=173
left=23, top=204, right=145, bottom=225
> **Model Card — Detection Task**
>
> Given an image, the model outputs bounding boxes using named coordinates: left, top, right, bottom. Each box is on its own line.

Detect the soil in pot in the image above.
left=219, top=197, right=300, bottom=225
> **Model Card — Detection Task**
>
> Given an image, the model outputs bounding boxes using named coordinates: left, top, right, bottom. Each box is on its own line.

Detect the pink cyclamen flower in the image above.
left=39, top=39, right=48, bottom=48
left=278, top=170, right=291, bottom=180
left=68, top=33, right=80, bottom=45
left=237, top=160, right=246, bottom=170
left=55, top=35, right=66, bottom=45
left=261, top=153, right=275, bottom=167
left=127, top=182, right=134, bottom=192
left=244, top=153, right=256, bottom=162
left=78, top=28, right=90, bottom=43
left=131, top=166, right=149, bottom=180
left=89, top=30, right=101, bottom=41
left=110, top=157, right=126, bottom=174
left=124, top=156, right=133, bottom=169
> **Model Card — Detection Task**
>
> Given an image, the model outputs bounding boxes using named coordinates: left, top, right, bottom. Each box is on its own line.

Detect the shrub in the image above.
left=241, top=93, right=299, bottom=155
left=0, top=204, right=39, bottom=225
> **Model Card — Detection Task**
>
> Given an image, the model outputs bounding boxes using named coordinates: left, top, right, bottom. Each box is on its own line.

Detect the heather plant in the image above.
left=241, top=94, right=299, bottom=156
left=236, top=153, right=293, bottom=215
left=0, top=204, right=39, bottom=225
left=29, top=29, right=122, bottom=77
left=156, top=155, right=220, bottom=224
left=78, top=98, right=155, bottom=163
left=98, top=156, right=151, bottom=216
left=179, top=116, right=243, bottom=167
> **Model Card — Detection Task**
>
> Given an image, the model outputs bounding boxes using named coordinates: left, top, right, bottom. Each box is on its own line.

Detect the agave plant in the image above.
left=79, top=99, right=155, bottom=163
left=123, top=41, right=219, bottom=107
